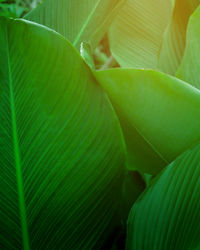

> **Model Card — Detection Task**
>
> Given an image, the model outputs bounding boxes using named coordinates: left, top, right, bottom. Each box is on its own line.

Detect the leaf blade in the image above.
left=94, top=68, right=200, bottom=174
left=127, top=143, right=200, bottom=249
left=109, top=0, right=173, bottom=68
left=176, top=5, right=200, bottom=89
left=0, top=17, right=126, bottom=249
left=24, top=0, right=126, bottom=50
left=158, top=0, right=200, bottom=75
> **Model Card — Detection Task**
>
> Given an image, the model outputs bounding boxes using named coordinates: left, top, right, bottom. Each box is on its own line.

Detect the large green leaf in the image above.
left=158, top=0, right=200, bottom=75
left=176, top=5, right=200, bottom=89
left=94, top=69, right=200, bottom=174
left=126, top=143, right=200, bottom=250
left=108, top=0, right=173, bottom=68
left=0, top=17, right=126, bottom=249
left=24, top=0, right=126, bottom=50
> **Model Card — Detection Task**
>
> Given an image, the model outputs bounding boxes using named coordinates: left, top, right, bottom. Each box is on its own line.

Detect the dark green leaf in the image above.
left=0, top=17, right=126, bottom=249
left=127, top=143, right=200, bottom=250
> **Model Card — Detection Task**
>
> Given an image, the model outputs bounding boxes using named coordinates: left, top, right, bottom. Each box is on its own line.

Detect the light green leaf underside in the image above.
left=127, top=143, right=200, bottom=250
left=0, top=17, right=126, bottom=249
left=176, top=5, right=200, bottom=89
left=24, top=0, right=126, bottom=50
left=94, top=69, right=200, bottom=174
left=158, top=0, right=200, bottom=75
left=109, top=0, right=173, bottom=68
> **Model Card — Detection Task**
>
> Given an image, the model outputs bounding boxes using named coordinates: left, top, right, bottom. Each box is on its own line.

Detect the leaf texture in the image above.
left=24, top=0, right=126, bottom=50
left=176, top=5, right=200, bottom=89
left=127, top=143, right=200, bottom=250
left=0, top=17, right=126, bottom=249
left=109, top=0, right=173, bottom=68
left=94, top=69, right=200, bottom=174
left=158, top=0, right=200, bottom=75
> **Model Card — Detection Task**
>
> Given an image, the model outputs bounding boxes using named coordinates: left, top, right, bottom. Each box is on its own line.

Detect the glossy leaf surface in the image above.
left=24, top=0, right=126, bottom=50
left=109, top=0, right=172, bottom=68
left=95, top=68, right=200, bottom=174
left=127, top=143, right=200, bottom=250
left=0, top=17, right=126, bottom=249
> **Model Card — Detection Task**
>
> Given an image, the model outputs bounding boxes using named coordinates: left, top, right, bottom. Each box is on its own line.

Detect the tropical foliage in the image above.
left=1, top=0, right=200, bottom=249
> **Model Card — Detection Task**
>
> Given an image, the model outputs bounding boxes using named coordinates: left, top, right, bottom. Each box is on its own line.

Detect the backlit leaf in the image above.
left=24, top=0, right=126, bottom=50
left=176, top=5, right=200, bottom=89
left=158, top=0, right=200, bottom=75
left=109, top=0, right=172, bottom=68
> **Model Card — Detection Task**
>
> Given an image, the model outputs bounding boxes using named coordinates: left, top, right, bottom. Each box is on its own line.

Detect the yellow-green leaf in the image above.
left=158, top=0, right=200, bottom=75
left=176, top=5, right=200, bottom=89
left=109, top=0, right=173, bottom=68
left=24, top=0, right=126, bottom=50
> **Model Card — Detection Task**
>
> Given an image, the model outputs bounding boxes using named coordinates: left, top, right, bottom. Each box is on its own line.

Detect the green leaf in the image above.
left=176, top=5, right=200, bottom=89
left=0, top=17, right=126, bottom=249
left=94, top=68, right=200, bottom=174
left=158, top=0, right=200, bottom=75
left=126, top=142, right=200, bottom=250
left=108, top=0, right=173, bottom=68
left=24, top=0, right=126, bottom=50
left=120, top=171, right=146, bottom=223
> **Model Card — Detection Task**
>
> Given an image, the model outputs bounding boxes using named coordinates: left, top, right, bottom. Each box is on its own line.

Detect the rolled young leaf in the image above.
left=176, top=5, right=200, bottom=89
left=158, top=0, right=200, bottom=75
left=80, top=41, right=95, bottom=69
left=109, top=0, right=173, bottom=68
left=24, top=0, right=126, bottom=50
left=0, top=17, right=126, bottom=249
left=94, top=68, right=200, bottom=174
left=127, top=142, right=200, bottom=250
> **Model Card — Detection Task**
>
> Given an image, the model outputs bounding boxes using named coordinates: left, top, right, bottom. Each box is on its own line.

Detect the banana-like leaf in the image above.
left=94, top=69, right=200, bottom=174
left=158, top=0, right=200, bottom=75
left=176, top=5, right=200, bottom=89
left=126, top=143, right=200, bottom=250
left=24, top=0, right=126, bottom=50
left=108, top=0, right=173, bottom=68
left=0, top=17, right=126, bottom=249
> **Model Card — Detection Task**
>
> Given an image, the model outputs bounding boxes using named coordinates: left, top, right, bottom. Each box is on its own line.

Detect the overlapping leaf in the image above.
left=127, top=143, right=200, bottom=250
left=158, top=0, right=200, bottom=75
left=24, top=0, right=126, bottom=50
left=109, top=0, right=173, bottom=68
left=0, top=17, right=126, bottom=249
left=176, top=5, right=200, bottom=89
left=94, top=69, right=200, bottom=174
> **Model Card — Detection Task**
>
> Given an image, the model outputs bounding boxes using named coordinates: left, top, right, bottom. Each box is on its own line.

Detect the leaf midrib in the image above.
left=5, top=25, right=30, bottom=250
left=73, top=0, right=101, bottom=47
